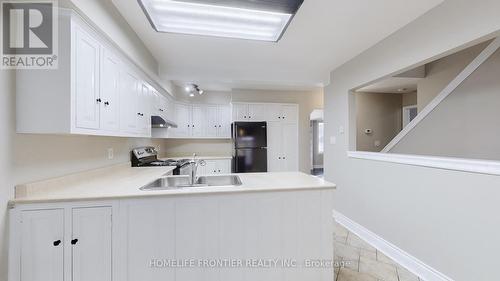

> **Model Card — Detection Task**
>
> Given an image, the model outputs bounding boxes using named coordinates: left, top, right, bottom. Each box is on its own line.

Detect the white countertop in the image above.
left=11, top=163, right=335, bottom=205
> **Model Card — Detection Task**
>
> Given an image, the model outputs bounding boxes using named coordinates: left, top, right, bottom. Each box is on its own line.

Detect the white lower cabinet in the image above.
left=10, top=205, right=113, bottom=281
left=72, top=207, right=112, bottom=281
left=198, top=159, right=231, bottom=175
left=19, top=209, right=65, bottom=281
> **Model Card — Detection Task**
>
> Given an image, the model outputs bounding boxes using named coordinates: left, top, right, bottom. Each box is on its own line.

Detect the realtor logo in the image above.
left=1, top=0, right=58, bottom=69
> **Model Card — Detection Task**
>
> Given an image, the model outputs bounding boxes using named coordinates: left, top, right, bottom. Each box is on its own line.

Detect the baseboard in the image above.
left=333, top=210, right=454, bottom=281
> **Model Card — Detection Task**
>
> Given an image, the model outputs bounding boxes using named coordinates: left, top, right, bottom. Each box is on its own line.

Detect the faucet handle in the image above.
left=199, top=159, right=206, bottom=166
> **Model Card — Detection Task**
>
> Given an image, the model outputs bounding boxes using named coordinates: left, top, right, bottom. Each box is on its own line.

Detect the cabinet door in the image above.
left=248, top=104, right=268, bottom=121
left=205, top=106, right=219, bottom=138
left=75, top=27, right=100, bottom=130
left=138, top=83, right=151, bottom=136
left=232, top=104, right=248, bottom=121
left=20, top=209, right=64, bottom=281
left=100, top=48, right=120, bottom=131
left=266, top=121, right=283, bottom=172
left=191, top=105, right=205, bottom=137
left=120, top=70, right=139, bottom=133
left=266, top=104, right=283, bottom=122
left=218, top=105, right=231, bottom=138
left=216, top=159, right=231, bottom=174
left=72, top=207, right=112, bottom=281
left=281, top=105, right=299, bottom=123
left=282, top=123, right=299, bottom=171
left=173, top=103, right=190, bottom=137
left=203, top=160, right=218, bottom=175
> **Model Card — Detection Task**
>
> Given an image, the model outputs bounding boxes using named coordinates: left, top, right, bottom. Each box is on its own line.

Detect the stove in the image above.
left=131, top=147, right=190, bottom=174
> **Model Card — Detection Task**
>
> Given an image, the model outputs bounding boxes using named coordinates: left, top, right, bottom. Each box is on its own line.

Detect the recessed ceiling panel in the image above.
left=138, top=0, right=303, bottom=41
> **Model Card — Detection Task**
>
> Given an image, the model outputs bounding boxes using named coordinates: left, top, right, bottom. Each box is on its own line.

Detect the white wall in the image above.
left=0, top=1, right=166, bottom=279
left=324, top=0, right=500, bottom=280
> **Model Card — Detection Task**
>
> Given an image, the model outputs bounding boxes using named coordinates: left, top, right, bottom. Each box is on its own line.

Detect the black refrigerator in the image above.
left=232, top=122, right=268, bottom=173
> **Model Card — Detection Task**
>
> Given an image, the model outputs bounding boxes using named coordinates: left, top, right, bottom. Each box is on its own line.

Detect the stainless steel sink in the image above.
left=196, top=175, right=242, bottom=186
left=140, top=175, right=242, bottom=191
left=140, top=176, right=195, bottom=190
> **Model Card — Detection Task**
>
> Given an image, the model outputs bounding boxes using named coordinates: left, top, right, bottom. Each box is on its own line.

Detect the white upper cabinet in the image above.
left=232, top=103, right=268, bottom=121
left=100, top=48, right=121, bottom=131
left=74, top=26, right=100, bottom=130
left=16, top=10, right=163, bottom=138
left=173, top=103, right=191, bottom=138
left=169, top=103, right=231, bottom=139
left=119, top=69, right=139, bottom=134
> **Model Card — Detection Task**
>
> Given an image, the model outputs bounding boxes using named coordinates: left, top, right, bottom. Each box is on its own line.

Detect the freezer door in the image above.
left=234, top=148, right=268, bottom=173
left=233, top=122, right=267, bottom=148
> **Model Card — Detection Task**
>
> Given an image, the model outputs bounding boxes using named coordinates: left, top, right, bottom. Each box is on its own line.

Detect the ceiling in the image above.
left=112, top=0, right=443, bottom=91
left=356, top=77, right=419, bottom=94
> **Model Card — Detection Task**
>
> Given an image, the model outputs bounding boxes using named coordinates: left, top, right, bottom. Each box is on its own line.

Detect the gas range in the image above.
left=131, top=147, right=190, bottom=174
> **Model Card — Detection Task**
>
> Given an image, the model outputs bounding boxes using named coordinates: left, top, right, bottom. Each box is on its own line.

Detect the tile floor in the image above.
left=334, top=222, right=422, bottom=281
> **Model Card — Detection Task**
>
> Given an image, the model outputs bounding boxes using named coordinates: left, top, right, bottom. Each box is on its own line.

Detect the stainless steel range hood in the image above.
left=151, top=115, right=178, bottom=128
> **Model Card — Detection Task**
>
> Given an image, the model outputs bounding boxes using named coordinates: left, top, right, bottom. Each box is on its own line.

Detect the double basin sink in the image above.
left=140, top=175, right=242, bottom=191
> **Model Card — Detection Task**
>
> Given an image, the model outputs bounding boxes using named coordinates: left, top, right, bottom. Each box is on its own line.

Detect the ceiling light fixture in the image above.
left=185, top=83, right=204, bottom=96
left=138, top=0, right=304, bottom=42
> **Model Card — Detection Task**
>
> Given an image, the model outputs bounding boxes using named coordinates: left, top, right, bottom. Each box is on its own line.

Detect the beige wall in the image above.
left=417, top=41, right=488, bottom=111
left=356, top=93, right=402, bottom=152
left=231, top=89, right=324, bottom=173
left=402, top=92, right=417, bottom=107
left=391, top=48, right=500, bottom=160
left=0, top=2, right=165, bottom=279
left=324, top=0, right=500, bottom=280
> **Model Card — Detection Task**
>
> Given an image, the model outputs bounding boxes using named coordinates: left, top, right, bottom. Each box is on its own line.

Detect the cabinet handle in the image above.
left=53, top=240, right=61, bottom=246
left=159, top=109, right=164, bottom=112
left=244, top=116, right=247, bottom=119
left=96, top=98, right=102, bottom=103
left=218, top=125, right=221, bottom=128
left=278, top=116, right=281, bottom=119
left=283, top=156, right=286, bottom=160
left=188, top=125, right=190, bottom=127
left=218, top=169, right=221, bottom=172
left=214, top=125, right=217, bottom=128
left=71, top=239, right=79, bottom=245
left=104, top=101, right=109, bottom=106
left=278, top=157, right=281, bottom=160
left=192, top=124, right=195, bottom=128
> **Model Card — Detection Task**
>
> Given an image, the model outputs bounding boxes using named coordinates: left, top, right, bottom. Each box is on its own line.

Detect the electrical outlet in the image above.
left=107, top=148, right=114, bottom=160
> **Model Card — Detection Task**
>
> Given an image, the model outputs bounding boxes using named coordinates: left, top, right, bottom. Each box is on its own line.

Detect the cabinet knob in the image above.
left=219, top=125, right=221, bottom=128
left=71, top=239, right=79, bottom=245
left=104, top=101, right=109, bottom=106
left=278, top=157, right=281, bottom=160
left=96, top=98, right=102, bottom=103
left=53, top=240, right=61, bottom=246
left=192, top=125, right=195, bottom=128
left=283, top=157, right=286, bottom=159
left=244, top=116, right=247, bottom=119
left=159, top=109, right=164, bottom=112
left=188, top=125, right=190, bottom=127
left=218, top=169, right=221, bottom=172
left=214, top=125, right=217, bottom=128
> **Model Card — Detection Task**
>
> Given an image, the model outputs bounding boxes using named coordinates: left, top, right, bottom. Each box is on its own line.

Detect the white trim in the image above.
left=333, top=210, right=454, bottom=281
left=382, top=37, right=500, bottom=152
left=348, top=151, right=500, bottom=176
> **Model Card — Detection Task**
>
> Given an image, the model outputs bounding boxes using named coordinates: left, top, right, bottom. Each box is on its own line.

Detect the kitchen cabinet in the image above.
left=119, top=69, right=139, bottom=134
left=267, top=121, right=299, bottom=172
left=19, top=209, right=64, bottom=281
left=198, top=159, right=231, bottom=175
left=74, top=26, right=101, bottom=130
left=10, top=204, right=113, bottom=281
left=267, top=104, right=299, bottom=122
left=232, top=103, right=268, bottom=121
left=100, top=48, right=121, bottom=131
left=171, top=103, right=231, bottom=139
left=16, top=10, right=167, bottom=138
left=206, top=105, right=231, bottom=138
left=72, top=207, right=112, bottom=281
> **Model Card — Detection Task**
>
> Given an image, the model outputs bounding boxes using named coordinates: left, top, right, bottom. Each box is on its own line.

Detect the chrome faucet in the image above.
left=189, top=153, right=205, bottom=185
